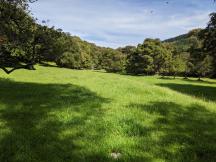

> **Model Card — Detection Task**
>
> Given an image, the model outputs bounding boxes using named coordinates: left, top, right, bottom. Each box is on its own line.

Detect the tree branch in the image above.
left=0, top=64, right=35, bottom=74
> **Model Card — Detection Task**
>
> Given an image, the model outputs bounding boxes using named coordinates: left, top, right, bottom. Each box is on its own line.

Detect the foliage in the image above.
left=100, top=48, right=125, bottom=73
left=203, top=12, right=216, bottom=77
left=0, top=0, right=37, bottom=73
left=55, top=36, right=126, bottom=72
left=195, top=55, right=213, bottom=80
left=126, top=39, right=172, bottom=75
left=56, top=36, right=100, bottom=70
left=117, top=46, right=136, bottom=56
left=33, top=25, right=62, bottom=63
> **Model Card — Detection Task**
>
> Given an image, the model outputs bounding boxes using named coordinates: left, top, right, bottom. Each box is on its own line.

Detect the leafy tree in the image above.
left=126, top=39, right=172, bottom=75
left=203, top=13, right=216, bottom=77
left=188, top=35, right=213, bottom=80
left=195, top=55, right=213, bottom=80
left=56, top=36, right=100, bottom=70
left=57, top=51, right=81, bottom=69
left=33, top=25, right=62, bottom=63
left=180, top=52, right=194, bottom=79
left=126, top=51, right=152, bottom=75
left=169, top=55, right=186, bottom=79
left=56, top=36, right=82, bottom=69
left=101, top=48, right=125, bottom=73
left=0, top=0, right=37, bottom=74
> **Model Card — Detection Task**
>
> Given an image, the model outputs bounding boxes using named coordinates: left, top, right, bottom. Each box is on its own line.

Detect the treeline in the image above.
left=0, top=0, right=216, bottom=80
left=121, top=28, right=215, bottom=79
left=54, top=34, right=125, bottom=72
left=120, top=17, right=216, bottom=79
left=0, top=0, right=125, bottom=73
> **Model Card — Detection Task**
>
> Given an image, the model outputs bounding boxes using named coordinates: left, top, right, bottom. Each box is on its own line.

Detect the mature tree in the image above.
left=57, top=51, right=82, bottom=69
left=179, top=52, right=194, bottom=79
left=56, top=36, right=97, bottom=69
left=100, top=48, right=125, bottom=73
left=195, top=55, right=213, bottom=80
left=126, top=51, right=154, bottom=75
left=189, top=35, right=213, bottom=80
left=203, top=13, right=216, bottom=77
left=33, top=25, right=62, bottom=63
left=56, top=36, right=82, bottom=69
left=127, top=39, right=172, bottom=75
left=169, top=55, right=187, bottom=79
left=143, top=39, right=172, bottom=73
left=0, top=0, right=37, bottom=74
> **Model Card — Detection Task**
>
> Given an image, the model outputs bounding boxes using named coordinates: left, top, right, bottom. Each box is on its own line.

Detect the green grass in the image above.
left=0, top=65, right=216, bottom=162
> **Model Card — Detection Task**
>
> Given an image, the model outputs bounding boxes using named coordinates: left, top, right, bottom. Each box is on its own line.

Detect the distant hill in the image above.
left=164, top=33, right=189, bottom=43
left=163, top=28, right=203, bottom=53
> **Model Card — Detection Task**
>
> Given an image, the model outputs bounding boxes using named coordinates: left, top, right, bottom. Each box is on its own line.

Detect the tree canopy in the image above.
left=0, top=0, right=37, bottom=73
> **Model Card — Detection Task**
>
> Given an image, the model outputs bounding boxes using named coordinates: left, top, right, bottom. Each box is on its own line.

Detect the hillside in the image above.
left=0, top=65, right=215, bottom=162
left=163, top=28, right=203, bottom=53
left=163, top=33, right=189, bottom=43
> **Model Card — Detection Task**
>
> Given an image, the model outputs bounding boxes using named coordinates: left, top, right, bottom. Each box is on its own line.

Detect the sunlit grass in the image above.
left=0, top=65, right=215, bottom=162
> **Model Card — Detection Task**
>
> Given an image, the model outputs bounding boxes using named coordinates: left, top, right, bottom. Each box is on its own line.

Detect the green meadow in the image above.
left=0, top=65, right=215, bottom=162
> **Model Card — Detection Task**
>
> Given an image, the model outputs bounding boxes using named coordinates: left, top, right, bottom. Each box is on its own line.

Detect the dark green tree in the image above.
left=126, top=39, right=172, bottom=75
left=203, top=13, right=216, bottom=77
left=101, top=48, right=125, bottom=73
left=0, top=0, right=37, bottom=74
left=189, top=36, right=213, bottom=80
left=33, top=24, right=62, bottom=63
left=169, top=55, right=186, bottom=79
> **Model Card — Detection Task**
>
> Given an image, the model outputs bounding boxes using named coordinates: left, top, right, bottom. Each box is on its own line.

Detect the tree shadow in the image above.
left=157, top=83, right=216, bottom=102
left=39, top=62, right=58, bottom=68
left=158, top=77, right=216, bottom=85
left=0, top=78, right=110, bottom=162
left=158, top=76, right=176, bottom=80
left=128, top=102, right=216, bottom=162
left=181, top=78, right=216, bottom=85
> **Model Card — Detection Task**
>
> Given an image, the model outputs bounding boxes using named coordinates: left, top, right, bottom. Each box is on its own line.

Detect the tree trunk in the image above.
left=198, top=76, right=201, bottom=81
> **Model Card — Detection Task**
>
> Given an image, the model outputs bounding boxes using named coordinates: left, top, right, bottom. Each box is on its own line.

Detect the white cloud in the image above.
left=30, top=0, right=215, bottom=48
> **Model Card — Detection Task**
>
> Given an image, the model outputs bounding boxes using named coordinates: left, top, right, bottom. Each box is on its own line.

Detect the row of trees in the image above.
left=120, top=14, right=216, bottom=79
left=39, top=11, right=216, bottom=80
left=55, top=35, right=125, bottom=72
left=0, top=0, right=125, bottom=73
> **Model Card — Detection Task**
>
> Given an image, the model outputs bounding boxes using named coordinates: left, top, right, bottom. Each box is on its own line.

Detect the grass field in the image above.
left=0, top=65, right=216, bottom=162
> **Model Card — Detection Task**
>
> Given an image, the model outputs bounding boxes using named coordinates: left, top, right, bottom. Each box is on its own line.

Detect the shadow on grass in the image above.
left=181, top=78, right=216, bottom=85
left=158, top=76, right=176, bottom=80
left=157, top=83, right=216, bottom=102
left=0, top=78, right=110, bottom=162
left=128, top=102, right=216, bottom=162
left=39, top=62, right=58, bottom=68
left=158, top=77, right=216, bottom=85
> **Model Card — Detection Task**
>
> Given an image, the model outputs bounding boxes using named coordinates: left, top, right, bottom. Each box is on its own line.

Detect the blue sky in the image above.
left=30, top=0, right=216, bottom=48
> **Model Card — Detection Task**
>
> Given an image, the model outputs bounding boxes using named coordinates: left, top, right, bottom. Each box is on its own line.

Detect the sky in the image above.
left=30, top=0, right=216, bottom=48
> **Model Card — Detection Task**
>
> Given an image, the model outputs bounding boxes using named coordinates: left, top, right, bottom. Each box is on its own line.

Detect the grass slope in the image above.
left=0, top=65, right=216, bottom=162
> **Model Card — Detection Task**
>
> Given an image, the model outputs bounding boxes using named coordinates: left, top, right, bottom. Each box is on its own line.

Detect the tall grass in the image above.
left=0, top=65, right=215, bottom=162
